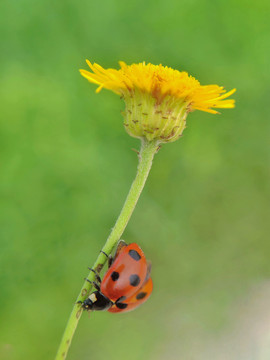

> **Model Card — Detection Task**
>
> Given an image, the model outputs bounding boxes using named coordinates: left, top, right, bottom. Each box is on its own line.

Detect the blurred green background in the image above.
left=1, top=0, right=270, bottom=359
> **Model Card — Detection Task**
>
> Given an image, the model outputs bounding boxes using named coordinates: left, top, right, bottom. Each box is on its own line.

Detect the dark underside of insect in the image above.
left=81, top=241, right=153, bottom=313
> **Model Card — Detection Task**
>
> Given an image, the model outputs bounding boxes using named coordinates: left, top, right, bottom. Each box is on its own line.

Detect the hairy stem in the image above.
left=55, top=139, right=159, bottom=360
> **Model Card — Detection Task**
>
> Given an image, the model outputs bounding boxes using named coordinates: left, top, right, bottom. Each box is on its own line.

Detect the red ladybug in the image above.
left=81, top=241, right=153, bottom=313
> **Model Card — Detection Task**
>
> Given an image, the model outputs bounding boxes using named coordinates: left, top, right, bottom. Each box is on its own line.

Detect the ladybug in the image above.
left=81, top=241, right=153, bottom=313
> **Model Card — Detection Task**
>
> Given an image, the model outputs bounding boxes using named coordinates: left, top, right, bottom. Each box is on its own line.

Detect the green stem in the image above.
left=55, top=139, right=159, bottom=360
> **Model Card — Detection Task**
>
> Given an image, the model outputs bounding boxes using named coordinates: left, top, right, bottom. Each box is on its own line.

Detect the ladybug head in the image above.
left=82, top=291, right=113, bottom=311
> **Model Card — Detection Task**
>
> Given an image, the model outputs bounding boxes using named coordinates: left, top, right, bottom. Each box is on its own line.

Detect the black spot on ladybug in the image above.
left=129, top=274, right=140, bottom=287
left=116, top=302, right=128, bottom=309
left=128, top=249, right=141, bottom=261
left=111, top=271, right=119, bottom=281
left=116, top=296, right=126, bottom=303
left=136, top=292, right=147, bottom=300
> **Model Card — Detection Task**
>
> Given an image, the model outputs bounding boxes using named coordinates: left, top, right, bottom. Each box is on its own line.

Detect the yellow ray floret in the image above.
left=80, top=60, right=236, bottom=114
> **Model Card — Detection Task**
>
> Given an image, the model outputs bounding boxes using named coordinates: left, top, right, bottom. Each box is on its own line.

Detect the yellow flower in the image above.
left=80, top=61, right=236, bottom=143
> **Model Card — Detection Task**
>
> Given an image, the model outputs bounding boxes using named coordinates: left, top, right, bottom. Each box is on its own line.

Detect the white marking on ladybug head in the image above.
left=89, top=293, right=97, bottom=303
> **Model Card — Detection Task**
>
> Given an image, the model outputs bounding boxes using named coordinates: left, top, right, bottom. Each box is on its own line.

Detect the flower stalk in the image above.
left=55, top=139, right=159, bottom=360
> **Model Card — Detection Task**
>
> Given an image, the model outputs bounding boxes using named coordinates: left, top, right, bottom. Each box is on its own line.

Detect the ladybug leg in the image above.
left=100, top=250, right=109, bottom=257
left=100, top=250, right=113, bottom=268
left=92, top=282, right=100, bottom=291
left=108, top=254, right=113, bottom=268
left=84, top=278, right=101, bottom=291
left=88, top=268, right=102, bottom=283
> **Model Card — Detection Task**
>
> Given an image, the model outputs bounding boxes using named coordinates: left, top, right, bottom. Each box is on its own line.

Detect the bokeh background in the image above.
left=1, top=0, right=270, bottom=359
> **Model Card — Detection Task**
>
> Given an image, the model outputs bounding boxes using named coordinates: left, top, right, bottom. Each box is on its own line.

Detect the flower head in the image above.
left=80, top=61, right=236, bottom=143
